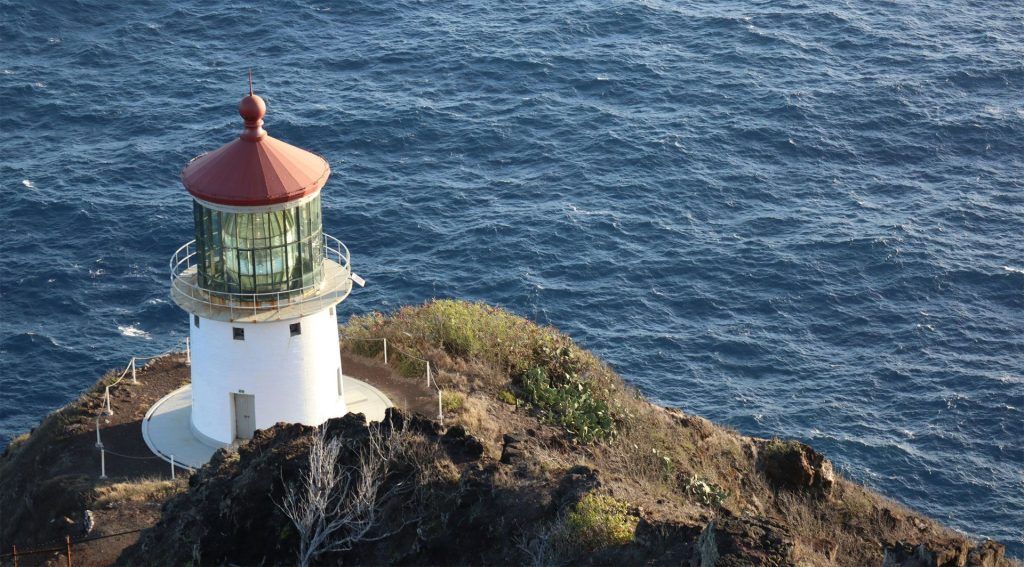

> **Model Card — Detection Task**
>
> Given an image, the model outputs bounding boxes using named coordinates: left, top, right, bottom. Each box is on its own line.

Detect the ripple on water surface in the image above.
left=0, top=0, right=1022, bottom=554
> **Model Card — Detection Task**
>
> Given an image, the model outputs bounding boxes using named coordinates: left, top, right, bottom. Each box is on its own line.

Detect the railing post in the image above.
left=104, top=386, right=113, bottom=416
left=66, top=535, right=72, bottom=567
left=95, top=415, right=103, bottom=448
left=438, top=389, right=444, bottom=423
left=12, top=544, right=17, bottom=567
left=383, top=338, right=388, bottom=364
left=426, top=362, right=432, bottom=388
left=170, top=455, right=176, bottom=480
left=100, top=447, right=107, bottom=479
left=185, top=337, right=191, bottom=365
left=131, top=358, right=137, bottom=384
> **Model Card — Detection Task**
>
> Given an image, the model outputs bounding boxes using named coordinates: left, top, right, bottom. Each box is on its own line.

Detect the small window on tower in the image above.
left=329, top=306, right=335, bottom=316
left=233, top=327, right=245, bottom=341
left=290, top=322, right=301, bottom=336
left=194, top=315, right=200, bottom=328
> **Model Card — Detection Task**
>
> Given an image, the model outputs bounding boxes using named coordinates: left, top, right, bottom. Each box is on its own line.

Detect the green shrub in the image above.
left=684, top=475, right=729, bottom=507
left=763, top=438, right=803, bottom=458
left=346, top=336, right=384, bottom=358
left=342, top=300, right=624, bottom=442
left=497, top=390, right=518, bottom=406
left=566, top=493, right=638, bottom=549
left=519, top=367, right=616, bottom=443
left=395, top=350, right=427, bottom=378
left=441, top=391, right=464, bottom=413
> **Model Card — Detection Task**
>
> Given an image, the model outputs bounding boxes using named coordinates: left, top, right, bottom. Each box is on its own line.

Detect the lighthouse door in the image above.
left=233, top=393, right=256, bottom=440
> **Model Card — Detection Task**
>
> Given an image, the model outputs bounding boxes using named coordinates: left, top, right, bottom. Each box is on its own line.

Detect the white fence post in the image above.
left=437, top=389, right=444, bottom=422
left=170, top=455, right=176, bottom=480
left=383, top=338, right=388, bottom=364
left=104, top=386, right=113, bottom=416
left=100, top=448, right=107, bottom=479
left=131, top=358, right=137, bottom=384
left=95, top=415, right=103, bottom=448
left=426, top=362, right=432, bottom=388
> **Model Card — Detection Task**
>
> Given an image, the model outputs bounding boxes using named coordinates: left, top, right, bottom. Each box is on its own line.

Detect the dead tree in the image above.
left=278, top=423, right=415, bottom=567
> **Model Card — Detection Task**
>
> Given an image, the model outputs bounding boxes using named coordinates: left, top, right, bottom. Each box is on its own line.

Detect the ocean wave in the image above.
left=0, top=0, right=1021, bottom=553
left=117, top=325, right=152, bottom=340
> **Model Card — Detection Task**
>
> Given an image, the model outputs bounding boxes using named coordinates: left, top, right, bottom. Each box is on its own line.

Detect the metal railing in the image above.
left=94, top=340, right=196, bottom=480
left=169, top=234, right=351, bottom=320
left=341, top=336, right=445, bottom=423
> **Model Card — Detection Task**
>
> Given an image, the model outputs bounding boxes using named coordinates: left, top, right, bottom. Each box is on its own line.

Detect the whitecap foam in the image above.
left=21, top=179, right=33, bottom=188
left=117, top=325, right=152, bottom=339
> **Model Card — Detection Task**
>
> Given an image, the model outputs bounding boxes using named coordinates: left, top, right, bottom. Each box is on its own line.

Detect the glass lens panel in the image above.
left=191, top=201, right=326, bottom=296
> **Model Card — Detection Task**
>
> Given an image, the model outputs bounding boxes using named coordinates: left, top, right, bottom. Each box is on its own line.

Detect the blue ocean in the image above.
left=1, top=0, right=1021, bottom=552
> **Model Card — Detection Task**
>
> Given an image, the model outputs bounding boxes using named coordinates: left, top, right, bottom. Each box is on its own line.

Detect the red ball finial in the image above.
left=239, top=70, right=267, bottom=141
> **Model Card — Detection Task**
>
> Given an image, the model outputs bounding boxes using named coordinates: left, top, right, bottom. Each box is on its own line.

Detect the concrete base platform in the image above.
left=142, top=376, right=393, bottom=469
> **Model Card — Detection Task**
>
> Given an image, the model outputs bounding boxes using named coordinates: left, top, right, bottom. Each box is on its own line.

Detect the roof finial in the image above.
left=238, top=71, right=266, bottom=141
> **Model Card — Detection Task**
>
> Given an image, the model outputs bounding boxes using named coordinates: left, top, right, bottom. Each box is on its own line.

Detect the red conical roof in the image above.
left=182, top=89, right=330, bottom=207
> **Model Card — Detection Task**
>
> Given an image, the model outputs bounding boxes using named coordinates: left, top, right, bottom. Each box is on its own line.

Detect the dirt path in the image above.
left=341, top=350, right=438, bottom=418
left=1, top=354, right=190, bottom=566
left=4, top=349, right=440, bottom=566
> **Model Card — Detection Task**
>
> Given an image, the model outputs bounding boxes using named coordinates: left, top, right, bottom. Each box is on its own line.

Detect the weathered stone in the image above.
left=463, top=435, right=484, bottom=459
left=691, top=515, right=796, bottom=567
left=883, top=539, right=1006, bottom=567
left=382, top=407, right=406, bottom=431
left=554, top=465, right=600, bottom=508
left=968, top=540, right=1006, bottom=567
left=444, top=424, right=467, bottom=439
left=82, top=509, right=95, bottom=535
left=500, top=434, right=525, bottom=465
left=760, top=440, right=835, bottom=497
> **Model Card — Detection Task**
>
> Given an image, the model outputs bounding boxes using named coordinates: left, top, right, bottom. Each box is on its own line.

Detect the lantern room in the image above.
left=164, top=81, right=367, bottom=449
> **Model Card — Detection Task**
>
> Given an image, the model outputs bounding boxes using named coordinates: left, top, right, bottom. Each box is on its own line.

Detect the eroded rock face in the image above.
left=500, top=433, right=525, bottom=465
left=442, top=424, right=484, bottom=460
left=690, top=516, right=796, bottom=567
left=882, top=539, right=1006, bottom=567
left=760, top=440, right=835, bottom=497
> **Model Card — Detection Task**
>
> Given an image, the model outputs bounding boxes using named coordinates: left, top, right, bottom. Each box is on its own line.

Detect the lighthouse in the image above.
left=167, top=83, right=358, bottom=448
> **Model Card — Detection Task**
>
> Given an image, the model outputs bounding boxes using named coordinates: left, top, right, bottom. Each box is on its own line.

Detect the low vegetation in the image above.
left=93, top=477, right=188, bottom=507
left=2, top=302, right=1006, bottom=566
left=344, top=300, right=629, bottom=443
left=440, top=390, right=464, bottom=414
left=565, top=492, right=639, bottom=549
left=336, top=300, right=1010, bottom=566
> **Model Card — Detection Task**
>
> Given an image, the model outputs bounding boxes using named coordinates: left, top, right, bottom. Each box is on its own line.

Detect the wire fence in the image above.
left=93, top=338, right=196, bottom=480
left=340, top=335, right=446, bottom=423
left=1, top=529, right=145, bottom=565
left=3, top=335, right=444, bottom=565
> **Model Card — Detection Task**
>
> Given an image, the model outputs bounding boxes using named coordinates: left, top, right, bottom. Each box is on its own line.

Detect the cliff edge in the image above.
left=1, top=301, right=1012, bottom=566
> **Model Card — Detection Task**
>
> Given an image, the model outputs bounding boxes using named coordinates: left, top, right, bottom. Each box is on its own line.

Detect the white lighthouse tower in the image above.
left=168, top=84, right=356, bottom=448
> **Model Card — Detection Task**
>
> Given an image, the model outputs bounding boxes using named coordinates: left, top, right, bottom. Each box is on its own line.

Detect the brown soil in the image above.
left=342, top=350, right=438, bottom=418
left=1, top=349, right=447, bottom=566
left=0, top=354, right=190, bottom=566
left=2, top=301, right=1013, bottom=566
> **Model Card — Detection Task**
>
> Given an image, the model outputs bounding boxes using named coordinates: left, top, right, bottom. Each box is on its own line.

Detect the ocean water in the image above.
left=1, top=0, right=1021, bottom=552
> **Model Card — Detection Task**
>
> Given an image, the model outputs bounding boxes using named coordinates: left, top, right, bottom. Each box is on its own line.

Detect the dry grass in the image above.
left=340, top=301, right=1008, bottom=565
left=451, top=395, right=504, bottom=456
left=93, top=477, right=188, bottom=507
left=440, top=390, right=465, bottom=414
left=3, top=432, right=30, bottom=455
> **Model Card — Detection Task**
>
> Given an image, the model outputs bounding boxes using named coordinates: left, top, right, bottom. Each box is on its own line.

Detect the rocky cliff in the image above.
left=1, top=301, right=1012, bottom=566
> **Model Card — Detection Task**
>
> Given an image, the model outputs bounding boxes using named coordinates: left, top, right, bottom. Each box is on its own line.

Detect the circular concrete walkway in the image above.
left=142, top=376, right=393, bottom=469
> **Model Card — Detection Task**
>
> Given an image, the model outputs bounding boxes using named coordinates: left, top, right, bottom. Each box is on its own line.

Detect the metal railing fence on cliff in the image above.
left=340, top=335, right=446, bottom=423
left=93, top=338, right=196, bottom=480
